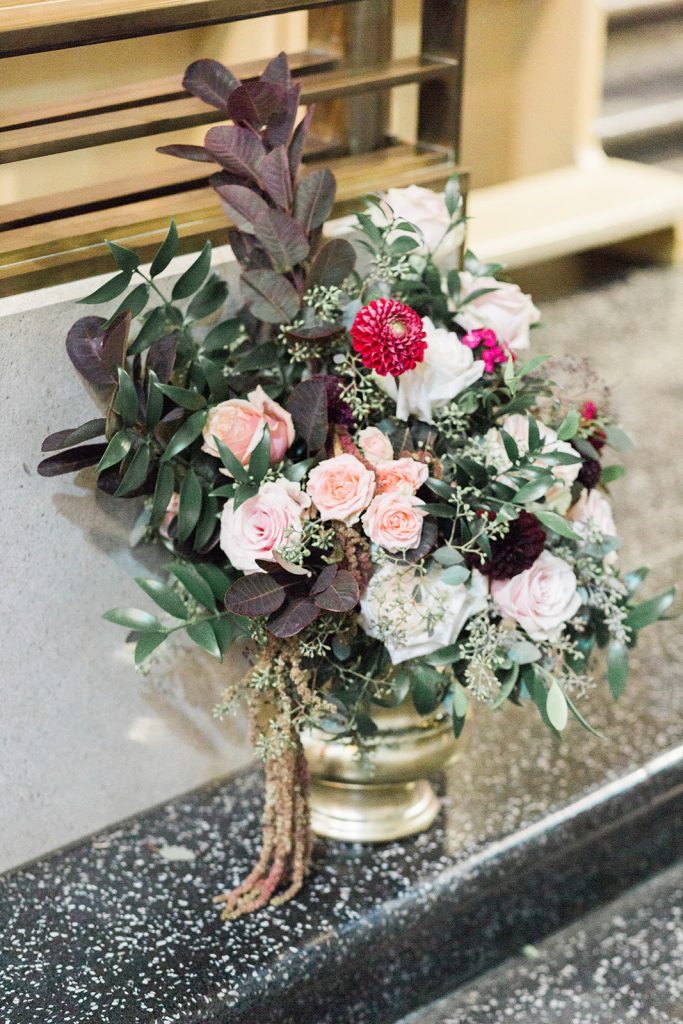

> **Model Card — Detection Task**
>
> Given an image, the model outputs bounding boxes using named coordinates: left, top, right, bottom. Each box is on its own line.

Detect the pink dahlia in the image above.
left=461, top=327, right=511, bottom=374
left=351, top=299, right=427, bottom=377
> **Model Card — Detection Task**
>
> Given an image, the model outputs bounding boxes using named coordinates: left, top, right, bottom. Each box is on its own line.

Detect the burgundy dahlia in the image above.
left=578, top=457, right=601, bottom=490
left=350, top=299, right=427, bottom=376
left=480, top=511, right=545, bottom=580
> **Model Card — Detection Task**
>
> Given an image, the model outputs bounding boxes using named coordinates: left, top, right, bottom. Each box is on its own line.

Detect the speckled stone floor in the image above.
left=0, top=264, right=681, bottom=1024
left=399, top=859, right=683, bottom=1024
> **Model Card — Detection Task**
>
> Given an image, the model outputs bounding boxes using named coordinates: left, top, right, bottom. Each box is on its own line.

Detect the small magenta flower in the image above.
left=351, top=299, right=427, bottom=376
left=461, top=328, right=511, bottom=374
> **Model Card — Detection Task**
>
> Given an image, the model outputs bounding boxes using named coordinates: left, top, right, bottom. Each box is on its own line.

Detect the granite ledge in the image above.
left=1, top=708, right=682, bottom=1024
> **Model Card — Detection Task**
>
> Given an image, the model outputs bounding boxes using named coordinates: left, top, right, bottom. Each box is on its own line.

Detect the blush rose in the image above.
left=306, top=453, right=376, bottom=525
left=357, top=426, right=394, bottom=465
left=491, top=550, right=581, bottom=641
left=202, top=385, right=294, bottom=476
left=362, top=492, right=427, bottom=552
left=375, top=457, right=429, bottom=495
left=219, top=479, right=310, bottom=573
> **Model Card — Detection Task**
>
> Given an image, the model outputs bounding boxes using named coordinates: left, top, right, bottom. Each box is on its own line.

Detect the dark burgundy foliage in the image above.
left=311, top=375, right=354, bottom=430
left=287, top=378, right=329, bottom=453
left=37, top=444, right=108, bottom=477
left=65, top=312, right=130, bottom=392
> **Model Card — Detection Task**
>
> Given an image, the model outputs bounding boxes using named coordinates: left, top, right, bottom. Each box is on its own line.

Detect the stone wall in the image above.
left=0, top=295, right=252, bottom=872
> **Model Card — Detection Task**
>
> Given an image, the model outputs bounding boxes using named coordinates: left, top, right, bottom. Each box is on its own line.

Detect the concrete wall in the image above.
left=0, top=293, right=252, bottom=873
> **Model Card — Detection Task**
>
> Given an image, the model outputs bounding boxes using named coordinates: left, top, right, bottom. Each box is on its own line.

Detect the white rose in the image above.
left=359, top=563, right=489, bottom=664
left=220, top=478, right=310, bottom=573
left=456, top=272, right=540, bottom=351
left=384, top=185, right=465, bottom=272
left=568, top=488, right=619, bottom=568
left=376, top=316, right=484, bottom=423
left=486, top=413, right=580, bottom=512
left=491, top=551, right=581, bottom=642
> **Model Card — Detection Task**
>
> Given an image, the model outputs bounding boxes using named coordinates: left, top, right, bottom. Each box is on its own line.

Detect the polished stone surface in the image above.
left=400, top=859, right=683, bottom=1024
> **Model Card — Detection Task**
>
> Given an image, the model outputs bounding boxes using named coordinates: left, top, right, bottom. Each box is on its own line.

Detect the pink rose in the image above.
left=491, top=550, right=581, bottom=641
left=457, top=273, right=540, bottom=351
left=375, top=457, right=429, bottom=495
left=248, top=385, right=295, bottom=465
left=569, top=489, right=618, bottom=569
left=202, top=386, right=294, bottom=476
left=362, top=492, right=427, bottom=552
left=357, top=426, right=393, bottom=465
left=306, top=453, right=375, bottom=525
left=220, top=479, right=310, bottom=573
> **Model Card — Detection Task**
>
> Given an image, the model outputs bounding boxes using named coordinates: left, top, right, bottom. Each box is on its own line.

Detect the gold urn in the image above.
left=302, top=698, right=457, bottom=843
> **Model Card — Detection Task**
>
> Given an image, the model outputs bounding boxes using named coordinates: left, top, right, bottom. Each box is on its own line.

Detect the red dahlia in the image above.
left=351, top=299, right=427, bottom=376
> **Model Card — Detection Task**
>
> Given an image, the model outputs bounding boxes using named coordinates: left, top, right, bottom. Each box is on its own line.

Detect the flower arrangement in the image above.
left=39, top=54, right=675, bottom=921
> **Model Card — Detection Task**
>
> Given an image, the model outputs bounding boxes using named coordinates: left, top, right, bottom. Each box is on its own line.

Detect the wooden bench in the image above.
left=0, top=0, right=467, bottom=297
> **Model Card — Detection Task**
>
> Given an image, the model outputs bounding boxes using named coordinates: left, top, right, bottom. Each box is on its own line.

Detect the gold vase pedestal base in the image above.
left=309, top=777, right=441, bottom=844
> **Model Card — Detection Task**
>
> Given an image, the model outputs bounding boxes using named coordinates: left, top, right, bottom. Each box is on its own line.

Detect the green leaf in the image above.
left=186, top=620, right=222, bottom=659
left=452, top=682, right=469, bottom=718
left=506, top=639, right=541, bottom=664
left=235, top=341, right=281, bottom=372
left=135, top=578, right=188, bottom=619
left=96, top=429, right=132, bottom=472
left=533, top=509, right=579, bottom=540
left=166, top=562, right=216, bottom=611
left=411, top=663, right=443, bottom=714
left=195, top=563, right=233, bottom=602
left=444, top=173, right=461, bottom=217
left=193, top=494, right=219, bottom=550
left=201, top=319, right=241, bottom=352
left=556, top=408, right=580, bottom=441
left=212, top=434, right=249, bottom=482
left=420, top=503, right=457, bottom=518
left=492, top=664, right=519, bottom=708
left=607, top=640, right=629, bottom=699
left=106, top=240, right=139, bottom=274
left=232, top=481, right=259, bottom=510
left=440, top=565, right=469, bottom=586
left=172, top=240, right=212, bottom=301
left=604, top=425, right=635, bottom=452
left=389, top=235, right=420, bottom=254
left=145, top=371, right=163, bottom=429
left=135, top=631, right=167, bottom=666
left=114, top=443, right=150, bottom=496
left=160, top=409, right=208, bottom=462
left=248, top=425, right=271, bottom=483
left=432, top=546, right=464, bottom=567
left=626, top=587, right=677, bottom=631
left=41, top=418, right=106, bottom=451
left=512, top=476, right=554, bottom=504
left=424, top=642, right=462, bottom=666
left=113, top=367, right=139, bottom=427
left=212, top=617, right=233, bottom=656
left=128, top=307, right=168, bottom=355
left=187, top=274, right=228, bottom=321
left=500, top=428, right=519, bottom=463
left=107, top=282, right=149, bottom=324
left=177, top=468, right=203, bottom=542
left=79, top=271, right=132, bottom=305
left=514, top=354, right=551, bottom=379
left=623, top=566, right=649, bottom=596
left=156, top=384, right=207, bottom=411
left=546, top=680, right=568, bottom=731
left=425, top=477, right=454, bottom=501
left=564, top=689, right=604, bottom=739
left=150, top=462, right=175, bottom=526
left=150, top=219, right=179, bottom=278
left=601, top=464, right=625, bottom=485
left=104, top=607, right=160, bottom=630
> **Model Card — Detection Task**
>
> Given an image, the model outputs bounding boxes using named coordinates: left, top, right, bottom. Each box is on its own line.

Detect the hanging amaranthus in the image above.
left=213, top=640, right=331, bottom=920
